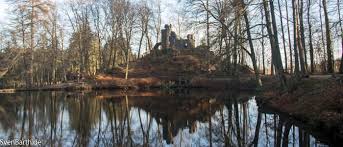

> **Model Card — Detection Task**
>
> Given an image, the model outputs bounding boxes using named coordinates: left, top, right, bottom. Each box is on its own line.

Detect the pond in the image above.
left=0, top=90, right=336, bottom=147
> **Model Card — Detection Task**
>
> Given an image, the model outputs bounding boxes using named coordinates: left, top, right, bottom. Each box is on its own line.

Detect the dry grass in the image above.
left=95, top=74, right=162, bottom=89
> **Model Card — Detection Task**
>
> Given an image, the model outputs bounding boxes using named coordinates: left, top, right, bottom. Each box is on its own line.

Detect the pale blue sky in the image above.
left=0, top=0, right=10, bottom=25
left=0, top=0, right=194, bottom=37
left=0, top=0, right=181, bottom=25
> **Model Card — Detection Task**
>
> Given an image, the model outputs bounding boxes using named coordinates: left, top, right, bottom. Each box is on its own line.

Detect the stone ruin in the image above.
left=161, top=24, right=195, bottom=50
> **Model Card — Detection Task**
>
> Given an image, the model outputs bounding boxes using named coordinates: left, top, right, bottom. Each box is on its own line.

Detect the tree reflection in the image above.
left=251, top=111, right=262, bottom=147
left=66, top=92, right=100, bottom=146
left=0, top=91, right=333, bottom=146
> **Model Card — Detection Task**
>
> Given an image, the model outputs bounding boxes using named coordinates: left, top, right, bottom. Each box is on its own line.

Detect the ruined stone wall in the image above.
left=161, top=24, right=195, bottom=50
left=175, top=39, right=187, bottom=49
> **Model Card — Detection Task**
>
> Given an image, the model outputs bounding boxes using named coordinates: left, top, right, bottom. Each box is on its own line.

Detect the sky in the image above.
left=0, top=0, right=192, bottom=37
left=0, top=0, right=10, bottom=25
left=0, top=0, right=180, bottom=25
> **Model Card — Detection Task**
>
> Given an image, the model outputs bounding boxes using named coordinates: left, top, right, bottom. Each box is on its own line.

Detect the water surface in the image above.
left=0, top=90, right=334, bottom=146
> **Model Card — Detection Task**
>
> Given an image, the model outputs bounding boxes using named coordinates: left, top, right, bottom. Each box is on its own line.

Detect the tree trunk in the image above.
left=308, top=0, right=315, bottom=73
left=299, top=0, right=308, bottom=74
left=97, top=33, right=102, bottom=72
left=241, top=0, right=262, bottom=87
left=270, top=0, right=284, bottom=73
left=233, top=5, right=240, bottom=76
left=319, top=1, right=327, bottom=72
left=125, top=50, right=129, bottom=80
left=322, top=0, right=334, bottom=73
left=263, top=0, right=287, bottom=89
left=277, top=0, right=288, bottom=71
left=155, top=1, right=161, bottom=44
left=27, top=3, right=35, bottom=88
left=145, top=31, right=152, bottom=52
left=261, top=9, right=266, bottom=75
left=79, top=25, right=84, bottom=74
left=292, top=0, right=301, bottom=76
left=285, top=0, right=293, bottom=73
left=338, top=0, right=343, bottom=73
left=206, top=0, right=210, bottom=49
left=138, top=31, right=144, bottom=59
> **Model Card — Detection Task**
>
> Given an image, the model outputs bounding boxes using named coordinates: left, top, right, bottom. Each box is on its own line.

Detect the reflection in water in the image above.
left=0, top=91, right=334, bottom=147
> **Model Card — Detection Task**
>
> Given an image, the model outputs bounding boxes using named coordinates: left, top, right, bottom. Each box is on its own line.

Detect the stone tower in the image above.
left=161, top=24, right=171, bottom=49
left=187, top=34, right=195, bottom=49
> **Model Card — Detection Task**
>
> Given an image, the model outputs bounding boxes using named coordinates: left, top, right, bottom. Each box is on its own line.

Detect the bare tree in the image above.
left=322, top=0, right=334, bottom=73
left=299, top=0, right=308, bottom=73
left=338, top=0, right=343, bottom=73
left=307, top=0, right=315, bottom=73
left=263, top=0, right=287, bottom=89
left=277, top=0, right=288, bottom=72
left=91, top=1, right=106, bottom=72
left=240, top=0, right=262, bottom=86
left=284, top=0, right=293, bottom=73
left=137, top=1, right=152, bottom=59
left=292, top=0, right=300, bottom=76
left=153, top=0, right=162, bottom=44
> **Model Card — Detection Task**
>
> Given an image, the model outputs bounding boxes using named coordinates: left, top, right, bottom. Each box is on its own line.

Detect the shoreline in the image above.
left=0, top=75, right=258, bottom=92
